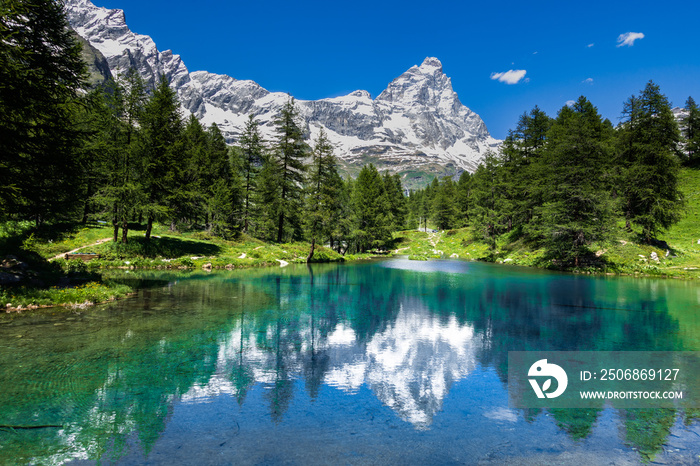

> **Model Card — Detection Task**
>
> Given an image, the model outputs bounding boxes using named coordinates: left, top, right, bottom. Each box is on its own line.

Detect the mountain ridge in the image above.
left=64, top=0, right=501, bottom=187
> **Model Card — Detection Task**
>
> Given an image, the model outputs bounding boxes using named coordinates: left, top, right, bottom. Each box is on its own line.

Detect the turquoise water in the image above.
left=1, top=258, right=699, bottom=464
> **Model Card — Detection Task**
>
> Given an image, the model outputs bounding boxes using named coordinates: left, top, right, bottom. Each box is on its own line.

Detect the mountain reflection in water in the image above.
left=0, top=259, right=699, bottom=464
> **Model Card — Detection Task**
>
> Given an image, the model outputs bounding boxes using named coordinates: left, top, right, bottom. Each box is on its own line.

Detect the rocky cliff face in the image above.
left=64, top=0, right=500, bottom=187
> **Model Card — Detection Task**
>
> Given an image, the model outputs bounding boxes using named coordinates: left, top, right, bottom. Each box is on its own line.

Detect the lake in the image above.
left=1, top=258, right=699, bottom=464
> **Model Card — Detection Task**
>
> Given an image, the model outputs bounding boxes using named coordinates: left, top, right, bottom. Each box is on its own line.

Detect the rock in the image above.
left=238, top=253, right=246, bottom=259
left=202, top=263, right=212, bottom=271
left=503, top=258, right=513, bottom=263
left=650, top=252, right=659, bottom=261
left=666, top=249, right=670, bottom=257
left=225, top=264, right=234, bottom=270
left=450, top=253, right=459, bottom=258
left=0, top=272, right=22, bottom=285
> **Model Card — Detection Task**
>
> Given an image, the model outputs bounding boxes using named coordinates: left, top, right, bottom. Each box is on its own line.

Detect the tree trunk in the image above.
left=145, top=217, right=153, bottom=241
left=306, top=237, right=315, bottom=263
left=81, top=180, right=93, bottom=224
left=121, top=220, right=129, bottom=244
left=277, top=213, right=284, bottom=243
left=112, top=204, right=119, bottom=242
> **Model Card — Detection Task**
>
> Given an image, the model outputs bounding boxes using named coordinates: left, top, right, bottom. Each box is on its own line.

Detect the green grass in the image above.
left=0, top=281, right=132, bottom=310
left=19, top=224, right=359, bottom=271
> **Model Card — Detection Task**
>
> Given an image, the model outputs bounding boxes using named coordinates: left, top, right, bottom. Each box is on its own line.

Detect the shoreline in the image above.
left=4, top=254, right=697, bottom=315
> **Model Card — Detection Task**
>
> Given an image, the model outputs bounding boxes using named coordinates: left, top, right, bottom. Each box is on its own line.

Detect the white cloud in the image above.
left=566, top=100, right=576, bottom=107
left=583, top=78, right=594, bottom=84
left=587, top=43, right=595, bottom=48
left=617, top=32, right=645, bottom=47
left=490, top=69, right=527, bottom=85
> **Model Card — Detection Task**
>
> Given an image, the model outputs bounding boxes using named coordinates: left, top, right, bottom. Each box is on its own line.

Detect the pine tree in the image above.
left=0, top=0, right=87, bottom=222
left=254, top=153, right=282, bottom=242
left=206, top=123, right=239, bottom=236
left=179, top=115, right=209, bottom=226
left=456, top=171, right=472, bottom=226
left=239, top=115, right=265, bottom=233
left=382, top=172, right=407, bottom=231
left=137, top=75, right=184, bottom=240
left=271, top=98, right=308, bottom=242
left=619, top=81, right=684, bottom=242
left=304, top=129, right=342, bottom=260
left=682, top=96, right=700, bottom=166
left=503, top=106, right=553, bottom=229
left=533, top=97, right=615, bottom=266
left=85, top=77, right=145, bottom=243
left=432, top=177, right=458, bottom=230
left=470, top=152, right=501, bottom=253
left=330, top=177, right=356, bottom=254
left=352, top=164, right=392, bottom=252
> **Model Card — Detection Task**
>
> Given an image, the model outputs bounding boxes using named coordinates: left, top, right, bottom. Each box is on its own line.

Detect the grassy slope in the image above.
left=1, top=223, right=371, bottom=310
left=394, top=168, right=700, bottom=278
left=38, top=225, right=361, bottom=270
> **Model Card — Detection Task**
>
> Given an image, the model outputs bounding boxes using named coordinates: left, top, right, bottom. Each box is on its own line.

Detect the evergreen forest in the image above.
left=3, top=0, right=700, bottom=269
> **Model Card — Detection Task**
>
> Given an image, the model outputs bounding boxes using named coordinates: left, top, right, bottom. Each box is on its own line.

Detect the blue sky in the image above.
left=95, top=0, right=700, bottom=139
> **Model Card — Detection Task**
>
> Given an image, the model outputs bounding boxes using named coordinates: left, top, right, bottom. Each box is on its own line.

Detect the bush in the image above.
left=65, top=259, right=88, bottom=273
left=175, top=257, right=195, bottom=268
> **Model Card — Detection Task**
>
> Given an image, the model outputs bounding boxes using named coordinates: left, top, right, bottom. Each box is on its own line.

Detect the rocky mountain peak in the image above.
left=419, top=57, right=443, bottom=73
left=347, top=90, right=372, bottom=99
left=376, top=57, right=456, bottom=112
left=65, top=0, right=501, bottom=187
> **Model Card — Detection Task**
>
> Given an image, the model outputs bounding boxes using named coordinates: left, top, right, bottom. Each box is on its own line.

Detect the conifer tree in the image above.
left=0, top=0, right=87, bottom=222
left=178, top=114, right=209, bottom=226
left=85, top=77, right=145, bottom=243
left=239, top=115, right=265, bottom=233
left=682, top=96, right=700, bottom=166
left=329, top=177, right=356, bottom=254
left=470, top=152, right=501, bottom=253
left=432, top=177, right=458, bottom=230
left=254, top=154, right=282, bottom=242
left=533, top=97, right=614, bottom=266
left=502, top=106, right=552, bottom=229
left=383, top=172, right=407, bottom=231
left=206, top=123, right=239, bottom=236
left=618, top=81, right=684, bottom=242
left=352, top=164, right=392, bottom=252
left=304, top=129, right=342, bottom=260
left=137, top=75, right=184, bottom=240
left=271, top=98, right=308, bottom=242
left=456, top=171, right=472, bottom=226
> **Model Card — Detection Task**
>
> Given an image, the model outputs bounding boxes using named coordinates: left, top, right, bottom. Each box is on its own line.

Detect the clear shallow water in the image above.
left=1, top=259, right=699, bottom=464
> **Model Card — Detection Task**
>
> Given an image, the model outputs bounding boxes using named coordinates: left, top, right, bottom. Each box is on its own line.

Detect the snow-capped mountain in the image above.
left=64, top=0, right=500, bottom=186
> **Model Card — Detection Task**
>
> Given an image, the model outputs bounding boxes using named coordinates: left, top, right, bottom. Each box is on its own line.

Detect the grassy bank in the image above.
left=0, top=221, right=377, bottom=311
left=394, top=168, right=700, bottom=278
left=31, top=223, right=363, bottom=270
